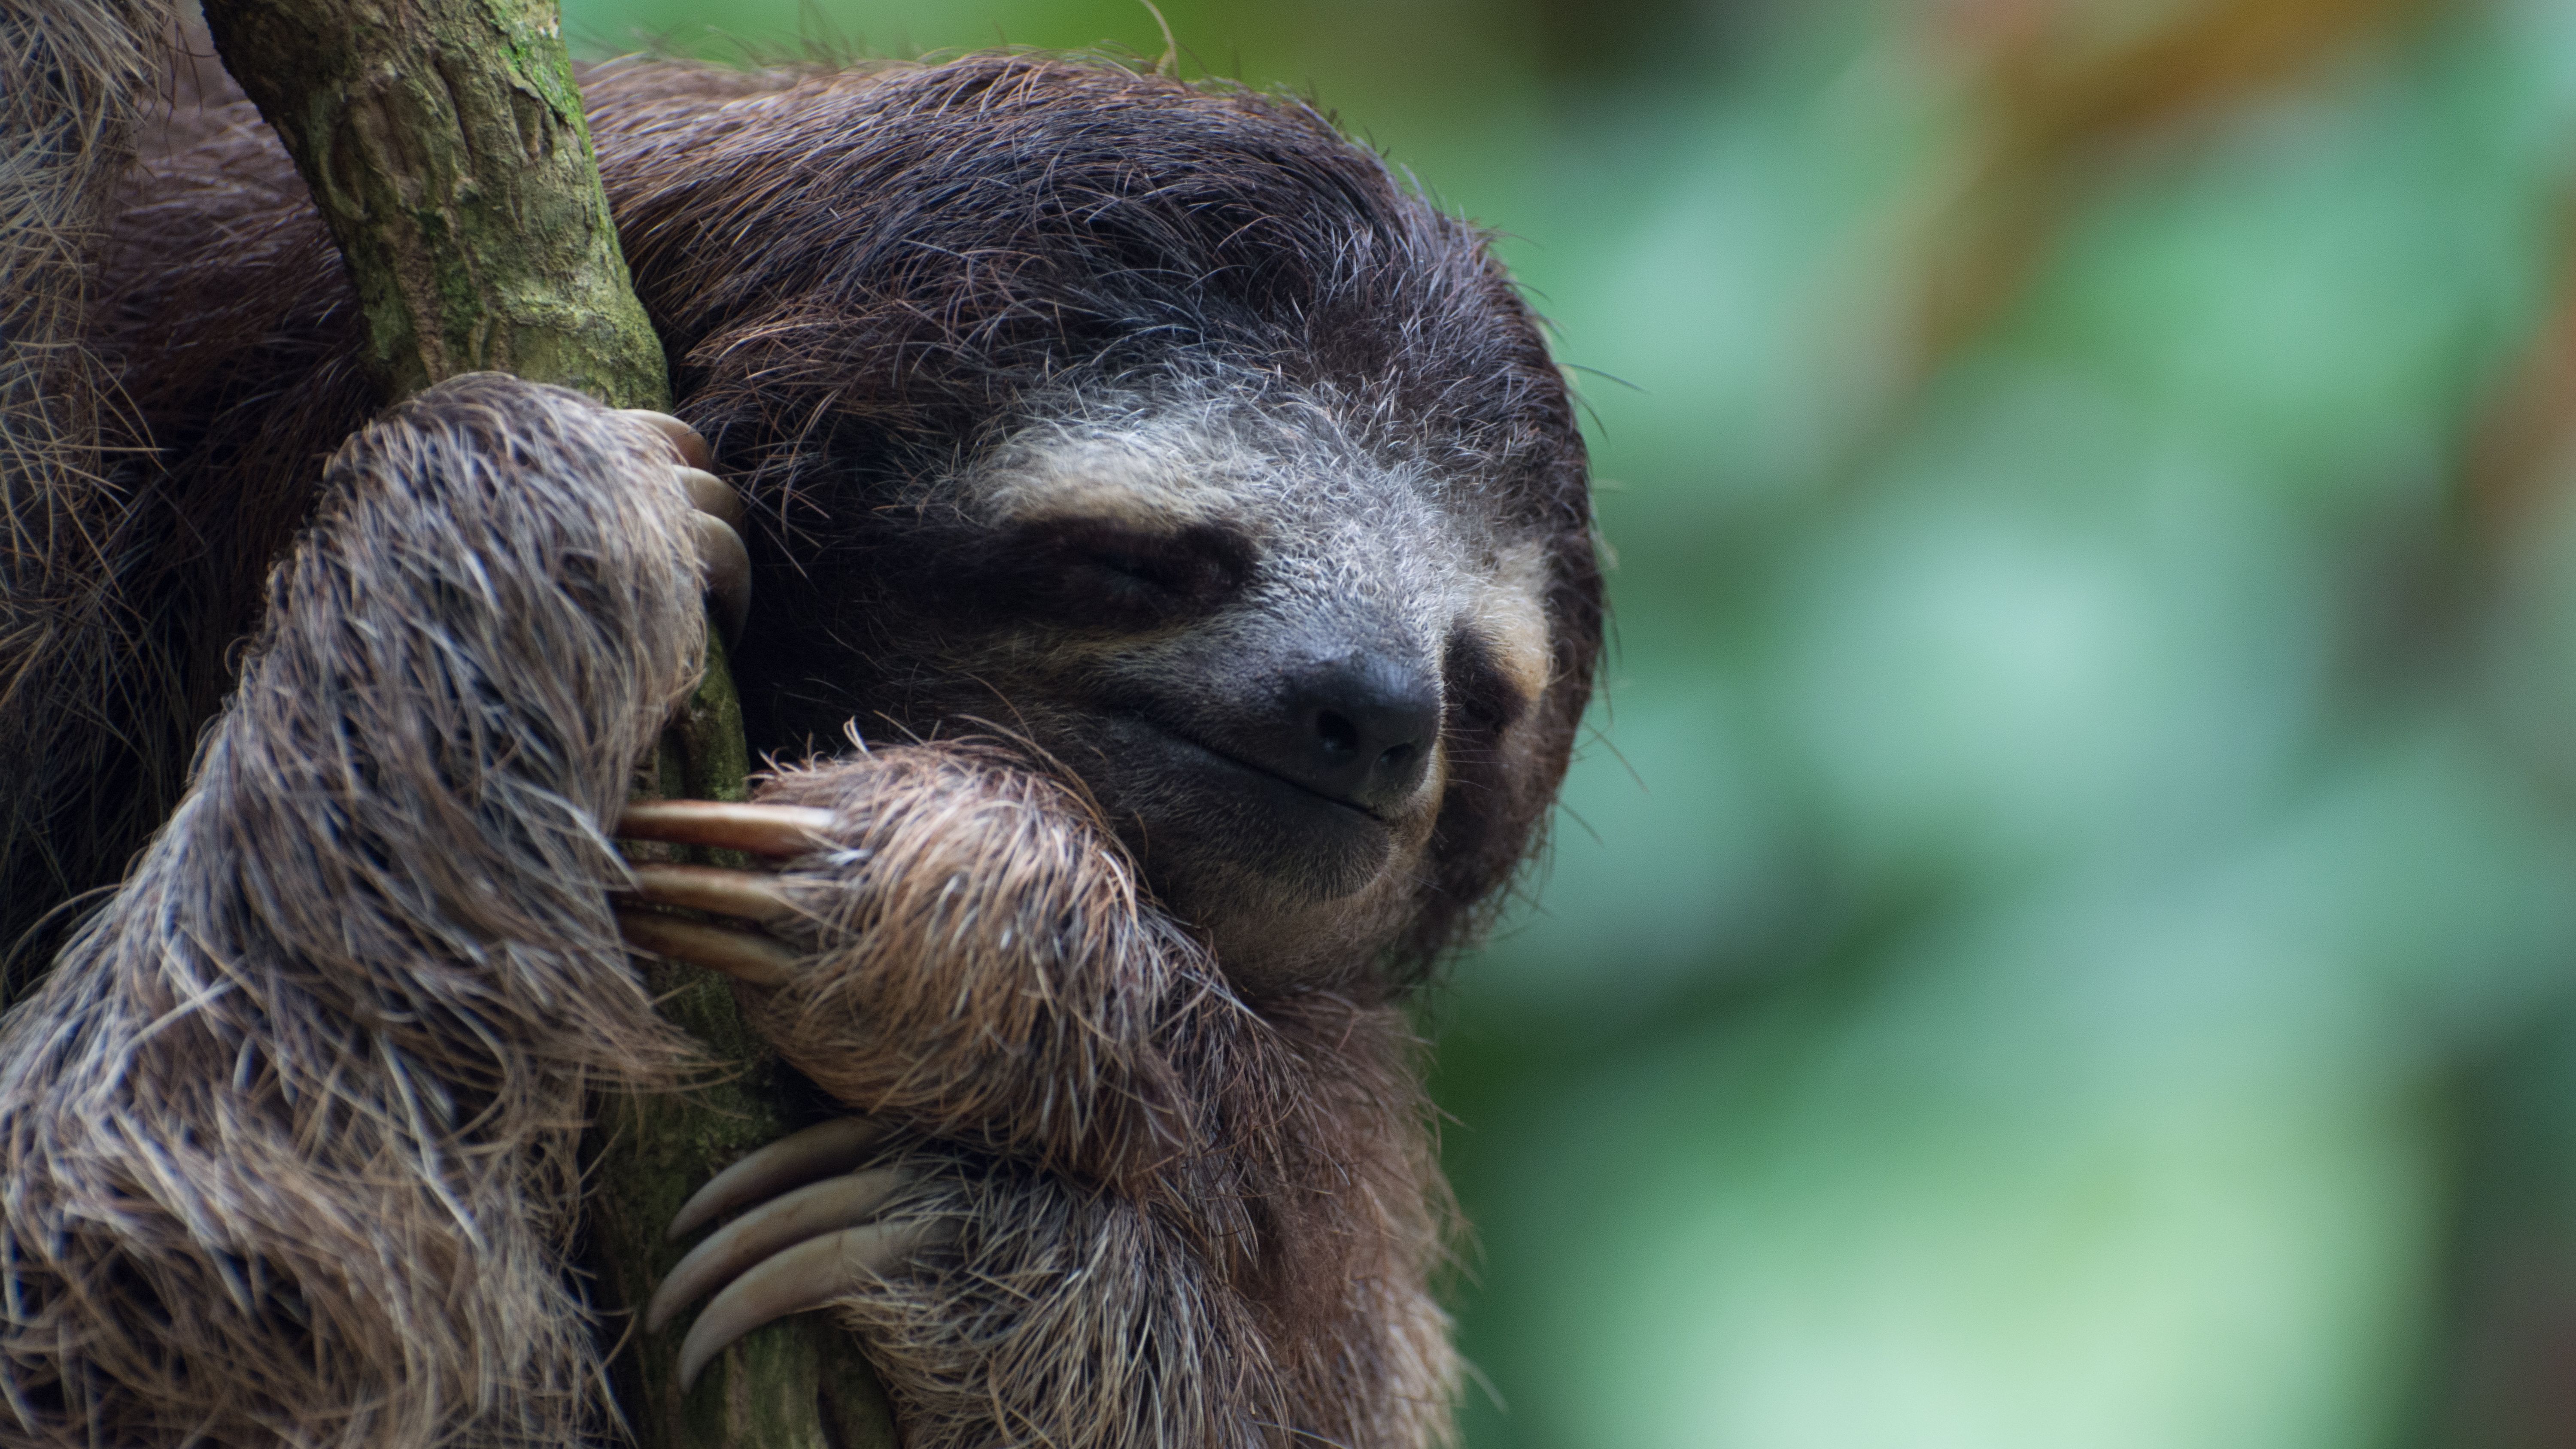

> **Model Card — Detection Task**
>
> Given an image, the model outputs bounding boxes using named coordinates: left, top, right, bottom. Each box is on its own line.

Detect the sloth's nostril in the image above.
left=1315, top=710, right=1362, bottom=759
left=1235, top=656, right=1440, bottom=813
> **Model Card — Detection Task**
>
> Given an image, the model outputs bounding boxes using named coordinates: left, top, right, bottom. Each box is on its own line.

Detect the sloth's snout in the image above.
left=1264, top=656, right=1441, bottom=814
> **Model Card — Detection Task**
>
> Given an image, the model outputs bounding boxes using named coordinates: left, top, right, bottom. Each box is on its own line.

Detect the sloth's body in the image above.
left=0, top=14, right=1598, bottom=1449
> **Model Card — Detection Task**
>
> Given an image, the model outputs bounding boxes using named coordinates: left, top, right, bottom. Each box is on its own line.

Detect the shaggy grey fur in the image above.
left=0, top=375, right=705, bottom=1445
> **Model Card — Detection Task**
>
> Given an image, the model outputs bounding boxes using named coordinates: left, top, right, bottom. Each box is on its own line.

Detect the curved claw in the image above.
left=615, top=410, right=748, bottom=634
left=669, top=1118, right=890, bottom=1241
left=619, top=409, right=713, bottom=470
left=676, top=1220, right=941, bottom=1391
left=614, top=908, right=799, bottom=987
left=692, top=513, right=752, bottom=642
left=622, top=863, right=798, bottom=925
left=677, top=465, right=745, bottom=529
left=617, top=801, right=838, bottom=859
left=648, top=1167, right=905, bottom=1332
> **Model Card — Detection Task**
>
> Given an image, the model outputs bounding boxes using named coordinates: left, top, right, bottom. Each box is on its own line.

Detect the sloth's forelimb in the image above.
left=720, top=747, right=1237, bottom=1195
left=0, top=374, right=720, bottom=1446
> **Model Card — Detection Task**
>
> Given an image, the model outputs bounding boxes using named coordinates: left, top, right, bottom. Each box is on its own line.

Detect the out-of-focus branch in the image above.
left=1909, top=0, right=2425, bottom=377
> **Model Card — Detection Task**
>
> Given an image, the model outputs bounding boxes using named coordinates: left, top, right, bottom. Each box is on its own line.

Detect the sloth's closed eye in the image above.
left=1002, top=516, right=1255, bottom=626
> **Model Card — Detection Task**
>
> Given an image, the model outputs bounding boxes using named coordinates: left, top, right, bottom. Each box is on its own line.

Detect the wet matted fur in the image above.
left=0, top=25, right=1601, bottom=1449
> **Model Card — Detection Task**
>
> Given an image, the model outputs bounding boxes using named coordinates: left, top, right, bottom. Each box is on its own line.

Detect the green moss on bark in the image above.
left=201, top=0, right=661, bottom=405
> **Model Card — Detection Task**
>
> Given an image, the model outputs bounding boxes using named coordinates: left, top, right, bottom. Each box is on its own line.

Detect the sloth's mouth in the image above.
left=1143, top=721, right=1389, bottom=824
left=1083, top=713, right=1397, bottom=903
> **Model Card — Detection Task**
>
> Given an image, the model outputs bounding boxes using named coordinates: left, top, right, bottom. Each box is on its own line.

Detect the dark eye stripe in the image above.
left=1443, top=627, right=1528, bottom=734
left=992, top=516, right=1256, bottom=626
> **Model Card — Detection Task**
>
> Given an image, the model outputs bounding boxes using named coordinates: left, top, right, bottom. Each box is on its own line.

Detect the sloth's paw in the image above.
left=650, top=1118, right=946, bottom=1390
left=615, top=409, right=752, bottom=641
left=608, top=801, right=838, bottom=985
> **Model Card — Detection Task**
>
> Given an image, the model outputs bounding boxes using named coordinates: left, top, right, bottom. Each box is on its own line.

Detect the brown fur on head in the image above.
left=590, top=55, right=1603, bottom=992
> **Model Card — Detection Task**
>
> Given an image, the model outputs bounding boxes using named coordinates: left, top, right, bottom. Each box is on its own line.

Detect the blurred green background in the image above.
left=561, top=0, right=2576, bottom=1443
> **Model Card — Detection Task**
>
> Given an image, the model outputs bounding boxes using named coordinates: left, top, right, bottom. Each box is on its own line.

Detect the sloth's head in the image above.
left=881, top=384, right=1571, bottom=993
left=601, top=54, right=1601, bottom=993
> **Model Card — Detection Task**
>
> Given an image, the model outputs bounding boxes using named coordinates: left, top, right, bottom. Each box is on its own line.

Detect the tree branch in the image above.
left=195, top=3, right=894, bottom=1443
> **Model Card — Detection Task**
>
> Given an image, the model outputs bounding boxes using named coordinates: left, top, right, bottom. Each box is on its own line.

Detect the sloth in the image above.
left=0, top=9, right=1600, bottom=1449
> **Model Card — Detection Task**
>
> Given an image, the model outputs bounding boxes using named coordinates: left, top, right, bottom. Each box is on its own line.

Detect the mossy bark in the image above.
left=196, top=4, right=896, bottom=1445
left=197, top=0, right=662, bottom=406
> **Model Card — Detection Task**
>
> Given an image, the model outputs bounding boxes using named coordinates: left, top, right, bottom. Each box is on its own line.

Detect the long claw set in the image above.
left=675, top=1221, right=939, bottom=1391
left=648, top=1168, right=905, bottom=1332
left=613, top=409, right=750, bottom=637
left=617, top=799, right=913, bottom=1386
left=652, top=1120, right=932, bottom=1393
left=611, top=805, right=838, bottom=985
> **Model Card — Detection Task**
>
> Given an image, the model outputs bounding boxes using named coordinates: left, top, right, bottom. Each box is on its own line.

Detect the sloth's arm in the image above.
left=0, top=375, right=719, bottom=1445
left=621, top=745, right=1236, bottom=1193
left=617, top=766, right=1462, bottom=1448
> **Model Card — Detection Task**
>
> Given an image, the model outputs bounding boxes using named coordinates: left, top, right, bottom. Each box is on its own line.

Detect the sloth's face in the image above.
left=878, top=397, right=1562, bottom=991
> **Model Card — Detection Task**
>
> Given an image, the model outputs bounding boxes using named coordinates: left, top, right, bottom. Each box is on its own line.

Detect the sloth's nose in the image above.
left=1268, top=656, right=1441, bottom=814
